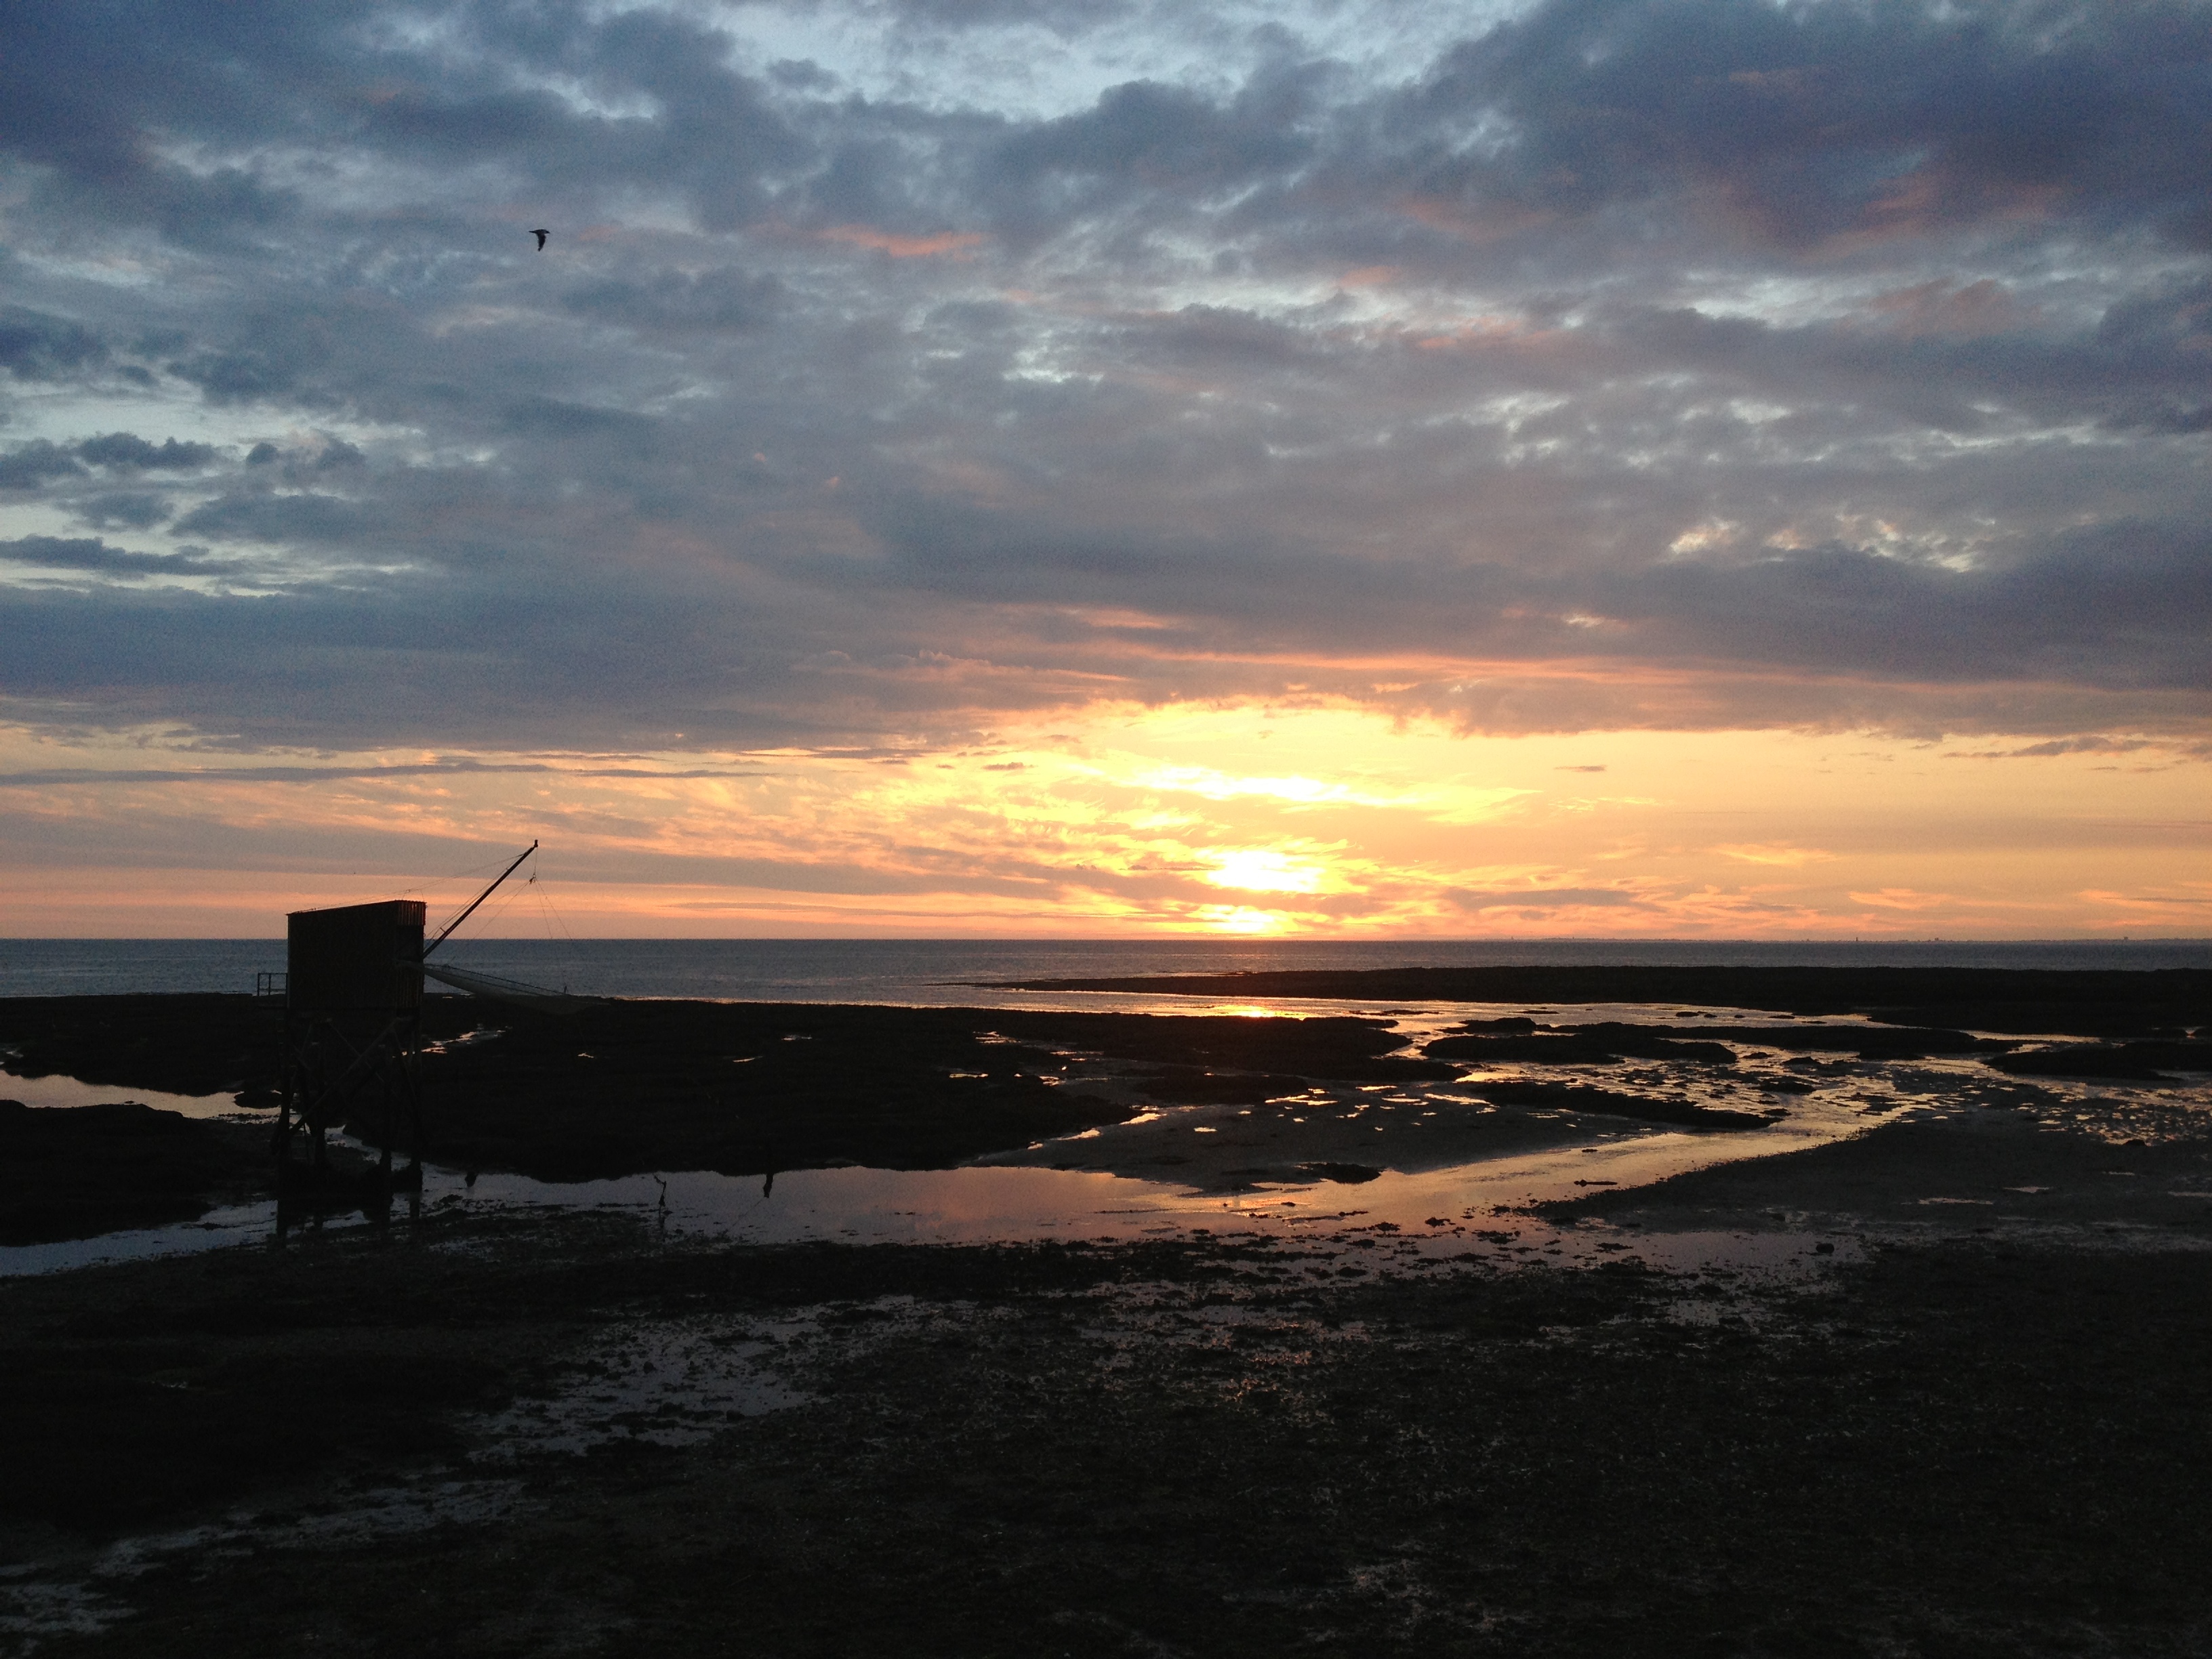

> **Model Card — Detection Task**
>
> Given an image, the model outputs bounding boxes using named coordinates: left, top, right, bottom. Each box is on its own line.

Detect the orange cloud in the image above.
left=4, top=712, right=2206, bottom=941
left=819, top=225, right=987, bottom=259
left=1864, top=278, right=2035, bottom=339
left=1397, top=196, right=1556, bottom=245
left=1849, top=888, right=1952, bottom=910
left=1716, top=843, right=1835, bottom=867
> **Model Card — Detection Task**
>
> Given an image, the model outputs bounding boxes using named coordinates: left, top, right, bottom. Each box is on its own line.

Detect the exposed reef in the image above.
left=409, top=1002, right=1448, bottom=1183
left=0, top=997, right=1454, bottom=1225
left=1987, top=1039, right=2212, bottom=1081
left=0, top=1101, right=272, bottom=1246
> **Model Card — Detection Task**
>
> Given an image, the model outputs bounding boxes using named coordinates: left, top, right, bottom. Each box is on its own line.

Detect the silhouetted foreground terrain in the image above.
left=1, top=997, right=1442, bottom=1237
left=4, top=1214, right=2211, bottom=1657
left=5, top=983, right=2212, bottom=1654
left=6, top=987, right=2207, bottom=1242
left=0, top=1102, right=268, bottom=1247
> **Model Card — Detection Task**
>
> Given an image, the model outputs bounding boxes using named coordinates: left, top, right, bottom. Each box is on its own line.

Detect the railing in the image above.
left=255, top=971, right=287, bottom=998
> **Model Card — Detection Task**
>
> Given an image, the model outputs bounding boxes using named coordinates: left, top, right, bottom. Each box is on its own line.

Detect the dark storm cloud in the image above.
left=1, top=0, right=2208, bottom=754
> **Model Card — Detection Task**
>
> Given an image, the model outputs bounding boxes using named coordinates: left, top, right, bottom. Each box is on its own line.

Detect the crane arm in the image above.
left=424, top=840, right=537, bottom=959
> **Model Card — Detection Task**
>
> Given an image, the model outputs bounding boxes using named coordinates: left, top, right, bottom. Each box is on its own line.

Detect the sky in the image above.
left=1, top=0, right=2207, bottom=939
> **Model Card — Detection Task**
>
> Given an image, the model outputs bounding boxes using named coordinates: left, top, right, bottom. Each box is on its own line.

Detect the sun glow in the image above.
left=1, top=701, right=2205, bottom=938
left=1202, top=848, right=1332, bottom=894
left=1198, top=905, right=1292, bottom=935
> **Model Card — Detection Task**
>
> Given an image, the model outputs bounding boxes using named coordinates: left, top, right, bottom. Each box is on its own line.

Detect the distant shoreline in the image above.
left=7, top=935, right=2210, bottom=1002
left=987, top=962, right=2212, bottom=1037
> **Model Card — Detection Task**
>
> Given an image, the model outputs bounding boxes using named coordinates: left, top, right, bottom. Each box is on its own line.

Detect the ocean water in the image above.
left=2, top=935, right=2207, bottom=1002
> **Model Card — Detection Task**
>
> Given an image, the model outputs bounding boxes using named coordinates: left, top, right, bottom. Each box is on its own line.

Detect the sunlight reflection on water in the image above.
left=7, top=981, right=2200, bottom=1279
left=0, top=1124, right=1841, bottom=1279
left=0, top=1070, right=239, bottom=1119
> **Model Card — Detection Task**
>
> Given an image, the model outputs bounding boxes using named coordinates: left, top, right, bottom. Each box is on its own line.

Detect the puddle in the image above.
left=0, top=1069, right=242, bottom=1119
left=0, top=1134, right=1862, bottom=1279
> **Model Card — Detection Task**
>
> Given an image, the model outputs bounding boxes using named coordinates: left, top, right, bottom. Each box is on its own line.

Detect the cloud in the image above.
left=1388, top=0, right=2212, bottom=254
left=1714, top=844, right=1832, bottom=868
left=1946, top=734, right=2160, bottom=759
left=817, top=226, right=987, bottom=258
left=0, top=441, right=88, bottom=490
left=0, top=0, right=2205, bottom=766
left=0, top=759, right=766, bottom=787
left=1850, top=887, right=1952, bottom=911
left=1448, top=886, right=1641, bottom=909
left=75, top=433, right=222, bottom=470
left=70, top=491, right=174, bottom=530
left=169, top=491, right=390, bottom=546
left=0, top=535, right=241, bottom=577
left=564, top=266, right=784, bottom=331
left=0, top=308, right=105, bottom=381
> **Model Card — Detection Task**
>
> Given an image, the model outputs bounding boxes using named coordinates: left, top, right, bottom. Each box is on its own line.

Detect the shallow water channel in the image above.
left=5, top=995, right=2192, bottom=1278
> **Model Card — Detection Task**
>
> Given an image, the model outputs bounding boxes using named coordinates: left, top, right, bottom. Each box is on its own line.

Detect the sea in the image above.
left=3, top=935, right=2208, bottom=1003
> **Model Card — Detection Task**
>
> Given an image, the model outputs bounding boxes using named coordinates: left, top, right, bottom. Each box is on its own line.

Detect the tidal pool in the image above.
left=6, top=1000, right=2198, bottom=1278
left=0, top=1122, right=1856, bottom=1279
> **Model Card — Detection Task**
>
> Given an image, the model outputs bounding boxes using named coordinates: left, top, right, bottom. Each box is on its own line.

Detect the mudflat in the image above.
left=3, top=984, right=2210, bottom=1655
left=5, top=1198, right=2212, bottom=1656
left=11, top=988, right=2203, bottom=1239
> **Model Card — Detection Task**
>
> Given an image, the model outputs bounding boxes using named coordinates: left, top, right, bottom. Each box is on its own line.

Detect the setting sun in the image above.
left=1202, top=848, right=1332, bottom=895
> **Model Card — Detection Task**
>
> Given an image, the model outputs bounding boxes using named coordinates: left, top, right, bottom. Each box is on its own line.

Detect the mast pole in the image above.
left=424, top=840, right=538, bottom=959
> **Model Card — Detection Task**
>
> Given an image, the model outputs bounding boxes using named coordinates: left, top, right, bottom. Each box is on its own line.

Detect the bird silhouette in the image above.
left=532, top=228, right=550, bottom=251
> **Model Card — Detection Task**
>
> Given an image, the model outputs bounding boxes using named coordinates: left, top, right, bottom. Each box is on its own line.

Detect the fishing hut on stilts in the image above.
left=274, top=842, right=542, bottom=1187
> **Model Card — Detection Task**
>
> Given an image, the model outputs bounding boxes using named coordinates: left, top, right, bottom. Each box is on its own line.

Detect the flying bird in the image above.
left=532, top=228, right=549, bottom=251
